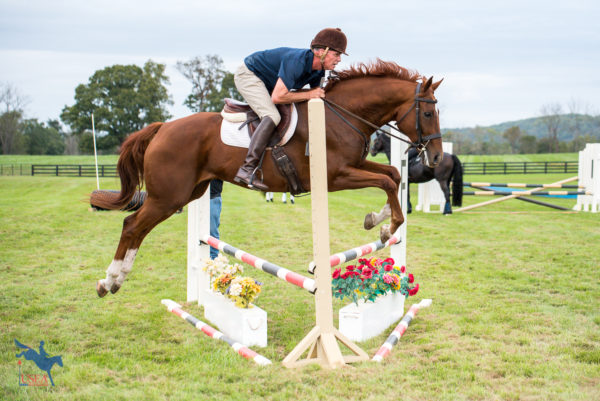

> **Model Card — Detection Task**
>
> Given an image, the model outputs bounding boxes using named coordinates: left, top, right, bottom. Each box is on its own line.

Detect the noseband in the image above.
left=323, top=80, right=441, bottom=156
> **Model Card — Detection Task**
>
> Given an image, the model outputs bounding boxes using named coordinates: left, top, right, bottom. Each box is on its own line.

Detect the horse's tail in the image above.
left=451, top=154, right=463, bottom=206
left=89, top=122, right=163, bottom=210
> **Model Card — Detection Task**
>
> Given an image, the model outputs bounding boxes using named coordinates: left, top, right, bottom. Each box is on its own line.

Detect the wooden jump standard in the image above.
left=282, top=99, right=370, bottom=368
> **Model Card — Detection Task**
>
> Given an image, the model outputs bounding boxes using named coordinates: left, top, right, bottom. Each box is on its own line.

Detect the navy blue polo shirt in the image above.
left=244, top=47, right=324, bottom=94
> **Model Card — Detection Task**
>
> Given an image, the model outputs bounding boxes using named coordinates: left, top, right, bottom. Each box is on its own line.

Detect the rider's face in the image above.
left=322, top=50, right=342, bottom=70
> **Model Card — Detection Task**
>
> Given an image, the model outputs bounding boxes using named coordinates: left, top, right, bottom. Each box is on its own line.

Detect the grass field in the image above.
left=1, top=156, right=599, bottom=400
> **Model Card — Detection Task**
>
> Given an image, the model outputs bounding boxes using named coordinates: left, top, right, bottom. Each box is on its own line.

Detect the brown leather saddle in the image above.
left=223, top=98, right=294, bottom=148
left=222, top=98, right=306, bottom=195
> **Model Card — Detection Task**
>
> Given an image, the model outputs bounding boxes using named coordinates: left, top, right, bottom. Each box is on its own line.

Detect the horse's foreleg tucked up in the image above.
left=358, top=161, right=402, bottom=231
left=364, top=203, right=391, bottom=230
left=331, top=166, right=403, bottom=243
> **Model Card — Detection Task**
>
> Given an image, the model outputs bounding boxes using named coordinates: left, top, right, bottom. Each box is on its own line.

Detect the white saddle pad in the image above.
left=219, top=104, right=298, bottom=148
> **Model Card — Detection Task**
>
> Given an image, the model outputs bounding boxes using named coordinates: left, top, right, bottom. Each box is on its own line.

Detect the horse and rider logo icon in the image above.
left=15, top=339, right=63, bottom=386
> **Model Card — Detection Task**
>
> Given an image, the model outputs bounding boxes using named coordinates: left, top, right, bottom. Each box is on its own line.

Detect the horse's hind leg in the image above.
left=96, top=198, right=182, bottom=297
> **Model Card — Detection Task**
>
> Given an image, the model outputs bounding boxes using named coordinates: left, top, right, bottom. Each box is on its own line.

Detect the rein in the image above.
left=323, top=81, right=442, bottom=155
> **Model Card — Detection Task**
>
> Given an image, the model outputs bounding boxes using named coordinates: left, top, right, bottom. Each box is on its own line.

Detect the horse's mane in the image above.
left=324, top=59, right=423, bottom=91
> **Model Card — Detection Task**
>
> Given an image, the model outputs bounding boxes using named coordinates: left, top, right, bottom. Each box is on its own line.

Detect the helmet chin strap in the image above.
left=319, top=47, right=329, bottom=70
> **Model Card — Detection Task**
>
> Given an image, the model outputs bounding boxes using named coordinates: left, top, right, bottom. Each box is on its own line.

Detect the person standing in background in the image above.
left=209, top=179, right=223, bottom=259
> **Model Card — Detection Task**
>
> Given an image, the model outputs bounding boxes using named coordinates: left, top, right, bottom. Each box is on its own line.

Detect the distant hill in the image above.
left=442, top=114, right=600, bottom=142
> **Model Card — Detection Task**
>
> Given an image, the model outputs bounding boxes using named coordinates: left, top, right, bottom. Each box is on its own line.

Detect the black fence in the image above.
left=461, top=161, right=578, bottom=175
left=0, top=164, right=32, bottom=176
left=0, top=161, right=580, bottom=177
left=30, top=164, right=118, bottom=177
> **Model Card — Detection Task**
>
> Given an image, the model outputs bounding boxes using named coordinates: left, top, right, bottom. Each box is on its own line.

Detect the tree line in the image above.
left=443, top=103, right=600, bottom=155
left=1, top=56, right=598, bottom=155
left=0, top=55, right=242, bottom=155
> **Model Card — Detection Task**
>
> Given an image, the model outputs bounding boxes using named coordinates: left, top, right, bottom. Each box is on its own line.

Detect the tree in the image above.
left=519, top=135, right=537, bottom=154
left=22, top=119, right=65, bottom=155
left=177, top=55, right=242, bottom=112
left=539, top=103, right=562, bottom=153
left=0, top=83, right=27, bottom=154
left=205, top=72, right=243, bottom=112
left=502, top=126, right=522, bottom=154
left=61, top=60, right=172, bottom=152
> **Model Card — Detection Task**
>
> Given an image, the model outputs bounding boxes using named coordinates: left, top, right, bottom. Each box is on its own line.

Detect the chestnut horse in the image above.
left=93, top=60, right=443, bottom=297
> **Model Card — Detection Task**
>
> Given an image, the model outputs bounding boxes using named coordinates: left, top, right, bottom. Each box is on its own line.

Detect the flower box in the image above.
left=339, top=291, right=405, bottom=342
left=202, top=289, right=267, bottom=347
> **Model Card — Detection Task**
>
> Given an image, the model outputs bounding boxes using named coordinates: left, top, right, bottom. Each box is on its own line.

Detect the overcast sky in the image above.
left=1, top=0, right=599, bottom=129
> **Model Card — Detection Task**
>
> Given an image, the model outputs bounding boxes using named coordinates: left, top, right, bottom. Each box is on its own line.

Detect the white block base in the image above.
left=203, top=289, right=267, bottom=347
left=339, top=292, right=405, bottom=342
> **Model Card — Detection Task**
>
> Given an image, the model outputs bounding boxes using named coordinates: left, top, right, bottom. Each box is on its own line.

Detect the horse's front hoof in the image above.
left=379, top=224, right=391, bottom=243
left=110, top=284, right=121, bottom=294
left=364, top=212, right=376, bottom=230
left=96, top=281, right=108, bottom=298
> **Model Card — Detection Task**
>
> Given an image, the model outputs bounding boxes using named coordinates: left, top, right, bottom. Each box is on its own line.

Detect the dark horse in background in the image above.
left=91, top=60, right=444, bottom=297
left=370, top=132, right=463, bottom=214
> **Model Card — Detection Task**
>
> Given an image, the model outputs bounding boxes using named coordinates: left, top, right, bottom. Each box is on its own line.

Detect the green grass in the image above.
left=1, top=167, right=599, bottom=400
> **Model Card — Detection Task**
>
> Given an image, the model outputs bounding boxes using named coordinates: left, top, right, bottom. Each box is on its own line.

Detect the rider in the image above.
left=38, top=340, right=49, bottom=358
left=233, top=27, right=348, bottom=191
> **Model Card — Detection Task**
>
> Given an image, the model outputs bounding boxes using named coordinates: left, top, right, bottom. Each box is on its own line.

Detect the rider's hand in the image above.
left=307, top=87, right=325, bottom=99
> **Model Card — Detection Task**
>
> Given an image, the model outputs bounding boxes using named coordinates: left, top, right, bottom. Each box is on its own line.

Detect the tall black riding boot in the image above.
left=234, top=116, right=276, bottom=191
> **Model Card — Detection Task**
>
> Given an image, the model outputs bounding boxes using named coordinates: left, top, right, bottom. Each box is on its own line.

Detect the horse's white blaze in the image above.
left=422, top=150, right=430, bottom=167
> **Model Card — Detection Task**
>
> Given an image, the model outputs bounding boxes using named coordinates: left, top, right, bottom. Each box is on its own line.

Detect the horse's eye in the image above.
left=424, top=111, right=433, bottom=118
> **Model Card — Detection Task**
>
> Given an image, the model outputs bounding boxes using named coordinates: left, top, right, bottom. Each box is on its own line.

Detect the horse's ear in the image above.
left=421, top=76, right=433, bottom=93
left=432, top=78, right=444, bottom=91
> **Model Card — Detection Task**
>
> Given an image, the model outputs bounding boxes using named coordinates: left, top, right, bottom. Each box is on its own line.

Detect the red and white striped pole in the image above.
left=372, top=299, right=432, bottom=362
left=161, top=299, right=272, bottom=366
left=202, top=235, right=316, bottom=293
left=307, top=234, right=401, bottom=274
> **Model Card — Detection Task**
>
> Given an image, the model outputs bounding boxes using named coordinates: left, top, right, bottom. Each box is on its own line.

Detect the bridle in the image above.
left=393, top=81, right=442, bottom=151
left=323, top=80, right=442, bottom=157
